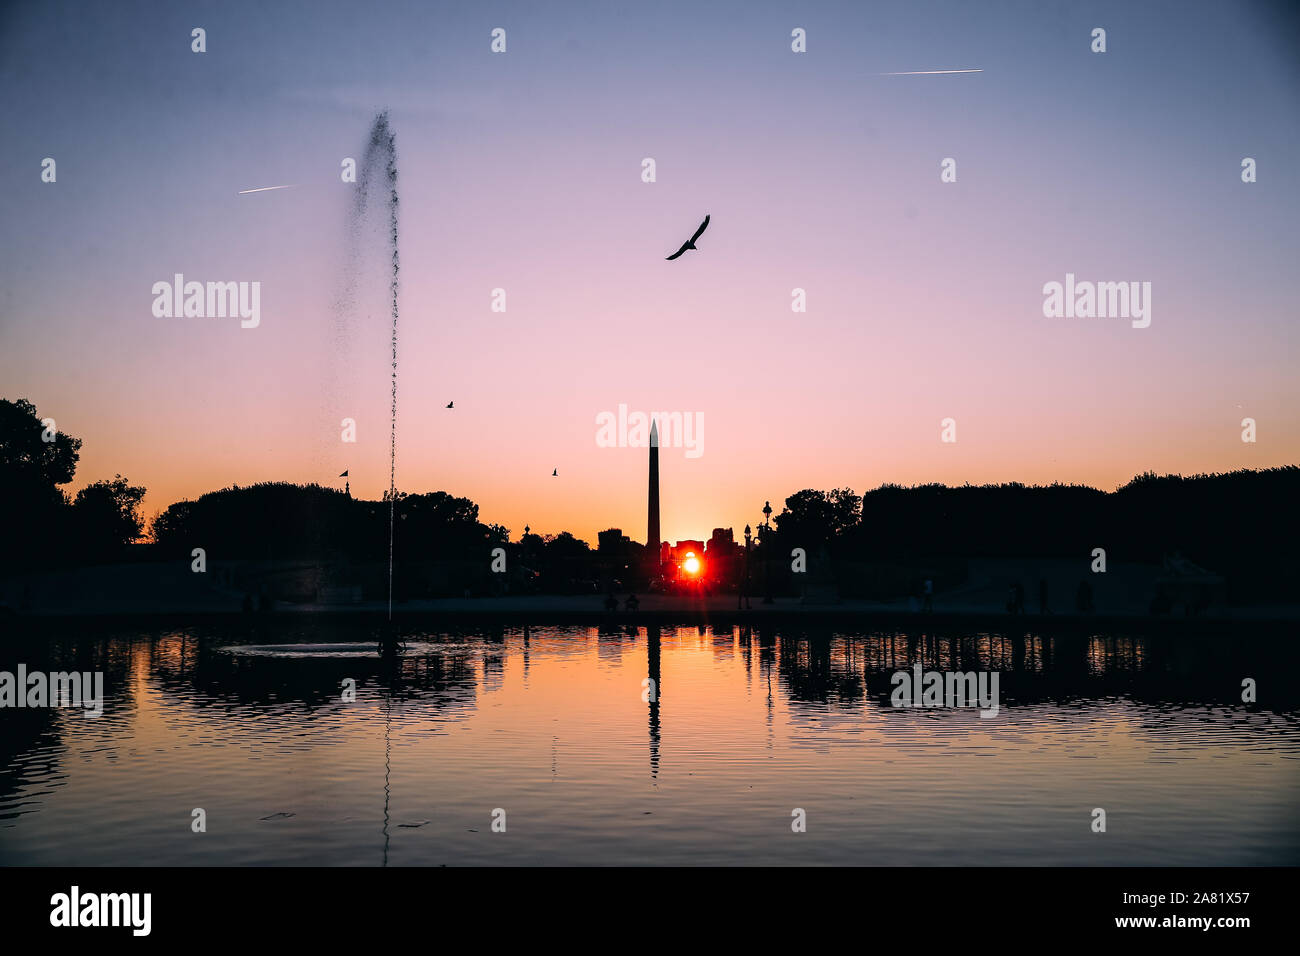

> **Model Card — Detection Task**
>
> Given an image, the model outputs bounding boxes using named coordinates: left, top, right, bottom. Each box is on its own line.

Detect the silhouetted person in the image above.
left=242, top=592, right=254, bottom=614
left=922, top=578, right=934, bottom=612
left=1038, top=577, right=1050, bottom=614
left=1076, top=579, right=1094, bottom=613
left=1012, top=580, right=1026, bottom=615
left=604, top=592, right=619, bottom=612
left=624, top=592, right=640, bottom=612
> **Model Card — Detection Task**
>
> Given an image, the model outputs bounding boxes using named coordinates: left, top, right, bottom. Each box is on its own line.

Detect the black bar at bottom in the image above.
left=0, top=866, right=1288, bottom=943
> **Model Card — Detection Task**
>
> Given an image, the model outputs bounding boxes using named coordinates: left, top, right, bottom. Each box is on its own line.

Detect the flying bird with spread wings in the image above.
left=666, top=214, right=710, bottom=260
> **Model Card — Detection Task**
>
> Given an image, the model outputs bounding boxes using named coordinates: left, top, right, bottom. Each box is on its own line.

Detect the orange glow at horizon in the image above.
left=2, top=0, right=1298, bottom=556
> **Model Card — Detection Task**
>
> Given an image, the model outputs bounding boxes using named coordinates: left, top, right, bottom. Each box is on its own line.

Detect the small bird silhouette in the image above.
left=552, top=469, right=558, bottom=477
left=446, top=401, right=454, bottom=408
left=666, top=214, right=710, bottom=260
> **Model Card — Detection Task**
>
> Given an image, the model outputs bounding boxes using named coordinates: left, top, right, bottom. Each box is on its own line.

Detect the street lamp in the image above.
left=740, top=524, right=752, bottom=610
left=761, top=502, right=774, bottom=604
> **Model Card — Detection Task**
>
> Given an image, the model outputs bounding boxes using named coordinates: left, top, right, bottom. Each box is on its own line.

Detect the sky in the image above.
left=1, top=0, right=1298, bottom=545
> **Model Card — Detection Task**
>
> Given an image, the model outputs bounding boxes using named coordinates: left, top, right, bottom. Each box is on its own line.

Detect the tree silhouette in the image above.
left=5, top=392, right=1296, bottom=607
left=0, top=398, right=81, bottom=485
left=69, top=475, right=147, bottom=561
left=0, top=398, right=82, bottom=571
left=773, top=488, right=861, bottom=547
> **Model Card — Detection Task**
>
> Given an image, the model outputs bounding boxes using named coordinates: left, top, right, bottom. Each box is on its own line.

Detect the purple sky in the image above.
left=2, top=0, right=1297, bottom=543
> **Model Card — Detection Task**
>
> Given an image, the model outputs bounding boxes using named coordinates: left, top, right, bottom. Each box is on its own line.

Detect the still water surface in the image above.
left=1, top=622, right=1297, bottom=865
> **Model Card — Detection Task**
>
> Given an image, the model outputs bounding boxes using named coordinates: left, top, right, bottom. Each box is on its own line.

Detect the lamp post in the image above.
left=761, top=501, right=774, bottom=604
left=740, top=524, right=752, bottom=610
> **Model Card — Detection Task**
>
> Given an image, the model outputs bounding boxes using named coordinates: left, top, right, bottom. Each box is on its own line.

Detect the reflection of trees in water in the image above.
left=0, top=706, right=63, bottom=825
left=776, top=628, right=840, bottom=704
left=39, top=621, right=485, bottom=740
left=0, top=632, right=138, bottom=731
left=146, top=639, right=481, bottom=722
left=0, top=632, right=141, bottom=824
left=755, top=628, right=1300, bottom=723
left=5, top=622, right=1298, bottom=806
left=11, top=625, right=1300, bottom=725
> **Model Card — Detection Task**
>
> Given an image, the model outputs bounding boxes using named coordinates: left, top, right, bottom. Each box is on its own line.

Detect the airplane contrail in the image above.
left=237, top=184, right=300, bottom=194
left=878, top=69, right=983, bottom=75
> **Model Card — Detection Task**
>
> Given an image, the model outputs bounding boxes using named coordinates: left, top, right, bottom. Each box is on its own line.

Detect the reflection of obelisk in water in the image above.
left=647, top=420, right=660, bottom=566
left=647, top=624, right=661, bottom=778
left=644, top=427, right=663, bottom=777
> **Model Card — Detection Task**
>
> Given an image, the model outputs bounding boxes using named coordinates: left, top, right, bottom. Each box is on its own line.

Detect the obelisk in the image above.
left=647, top=419, right=661, bottom=563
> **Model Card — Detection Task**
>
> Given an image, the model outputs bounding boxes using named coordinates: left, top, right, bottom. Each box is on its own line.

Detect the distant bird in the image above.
left=666, top=214, right=710, bottom=260
left=446, top=401, right=454, bottom=408
left=552, top=469, right=558, bottom=477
